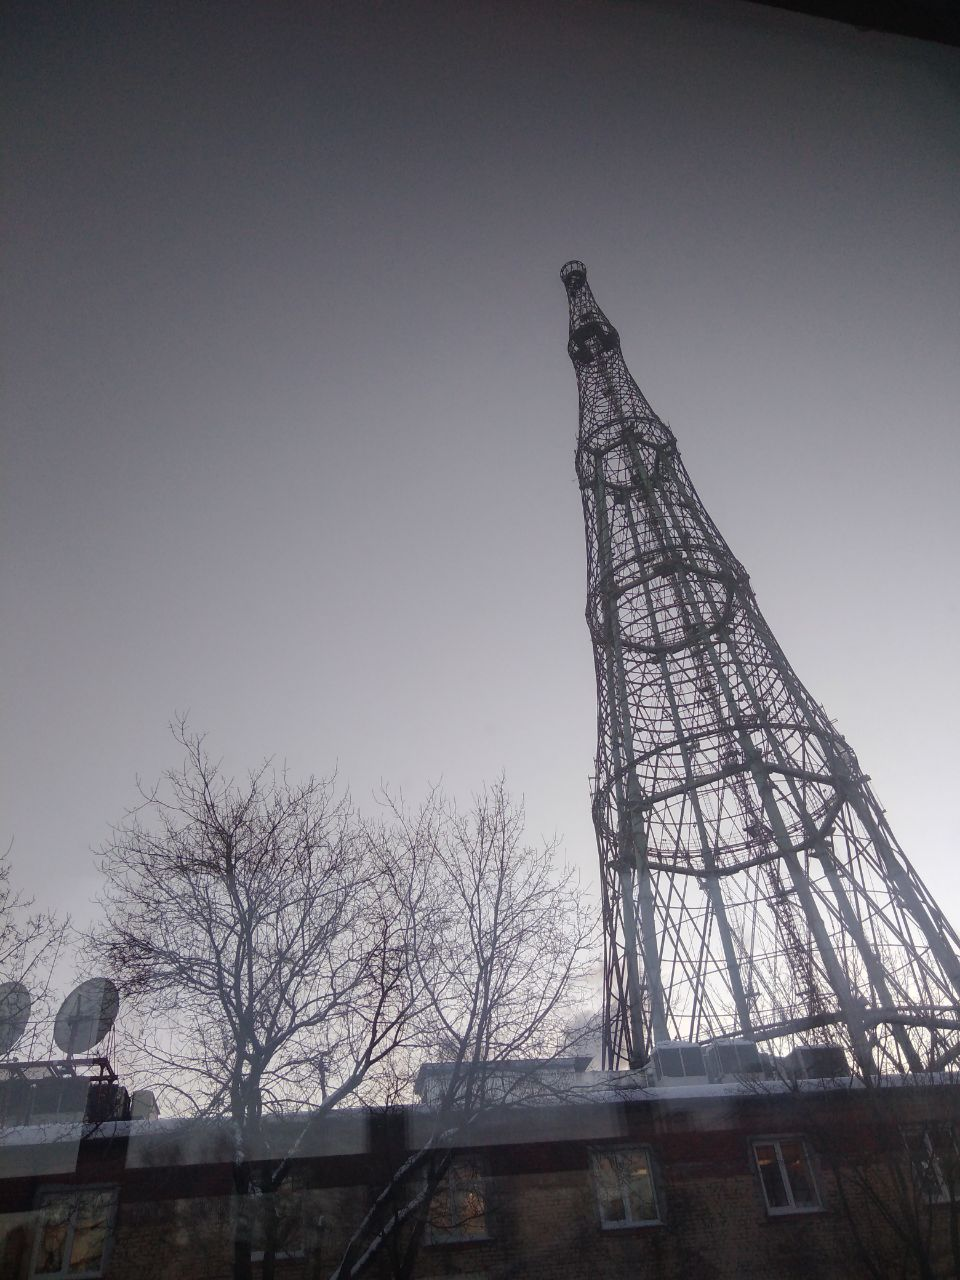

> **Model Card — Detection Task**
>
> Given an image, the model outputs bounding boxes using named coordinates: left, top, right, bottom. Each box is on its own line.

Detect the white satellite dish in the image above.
left=0, top=981, right=31, bottom=1055
left=53, top=977, right=120, bottom=1055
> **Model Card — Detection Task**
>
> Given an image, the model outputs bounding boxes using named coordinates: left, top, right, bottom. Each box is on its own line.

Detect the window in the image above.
left=427, top=1158, right=488, bottom=1243
left=905, top=1127, right=958, bottom=1204
left=30, top=1187, right=118, bottom=1278
left=654, top=1043, right=706, bottom=1080
left=591, top=1146, right=661, bottom=1227
left=752, top=1139, right=820, bottom=1215
left=250, top=1178, right=306, bottom=1262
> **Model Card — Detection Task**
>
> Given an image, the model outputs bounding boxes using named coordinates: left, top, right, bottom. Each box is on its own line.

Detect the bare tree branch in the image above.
left=85, top=724, right=423, bottom=1280
left=329, top=779, right=597, bottom=1280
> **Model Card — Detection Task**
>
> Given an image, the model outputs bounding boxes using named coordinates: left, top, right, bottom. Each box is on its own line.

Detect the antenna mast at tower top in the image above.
left=561, top=259, right=960, bottom=1075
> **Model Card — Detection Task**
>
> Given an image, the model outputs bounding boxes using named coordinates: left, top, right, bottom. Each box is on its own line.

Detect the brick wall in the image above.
left=3, top=1082, right=960, bottom=1279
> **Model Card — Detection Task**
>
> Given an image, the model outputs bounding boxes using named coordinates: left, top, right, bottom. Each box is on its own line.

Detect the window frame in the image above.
left=425, top=1155, right=490, bottom=1245
left=589, top=1144, right=662, bottom=1230
left=904, top=1125, right=958, bottom=1206
left=751, top=1136, right=822, bottom=1216
left=249, top=1176, right=308, bottom=1263
left=28, top=1184, right=119, bottom=1279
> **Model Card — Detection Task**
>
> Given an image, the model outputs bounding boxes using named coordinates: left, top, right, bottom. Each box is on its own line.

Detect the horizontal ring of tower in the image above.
left=600, top=557, right=734, bottom=596
left=586, top=583, right=737, bottom=660
left=559, top=259, right=586, bottom=287
left=591, top=805, right=845, bottom=878
left=586, top=567, right=739, bottom=656
left=619, top=722, right=856, bottom=790
left=594, top=744, right=848, bottom=810
left=577, top=416, right=675, bottom=449
left=576, top=430, right=677, bottom=486
left=590, top=766, right=850, bottom=876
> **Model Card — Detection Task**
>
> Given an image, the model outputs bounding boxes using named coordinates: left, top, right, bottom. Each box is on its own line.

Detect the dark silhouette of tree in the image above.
left=89, top=730, right=593, bottom=1280
left=88, top=724, right=423, bottom=1280
left=0, top=846, right=66, bottom=1065
left=328, top=780, right=595, bottom=1280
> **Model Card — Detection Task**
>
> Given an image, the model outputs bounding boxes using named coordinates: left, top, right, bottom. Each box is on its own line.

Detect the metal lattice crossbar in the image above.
left=560, top=260, right=960, bottom=1075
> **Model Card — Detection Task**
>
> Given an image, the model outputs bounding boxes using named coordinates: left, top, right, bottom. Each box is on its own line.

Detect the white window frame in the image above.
left=752, top=1137, right=821, bottom=1216
left=426, top=1157, right=489, bottom=1244
left=590, top=1145, right=662, bottom=1229
left=29, top=1184, right=118, bottom=1279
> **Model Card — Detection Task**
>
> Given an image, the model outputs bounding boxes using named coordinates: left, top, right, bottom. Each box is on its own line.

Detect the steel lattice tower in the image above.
left=561, top=260, right=960, bottom=1075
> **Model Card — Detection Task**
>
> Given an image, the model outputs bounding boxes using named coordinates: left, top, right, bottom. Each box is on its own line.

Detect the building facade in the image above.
left=2, top=1068, right=960, bottom=1279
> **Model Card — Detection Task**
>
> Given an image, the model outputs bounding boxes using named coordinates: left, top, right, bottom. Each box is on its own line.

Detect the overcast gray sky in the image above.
left=3, top=0, right=959, bottom=968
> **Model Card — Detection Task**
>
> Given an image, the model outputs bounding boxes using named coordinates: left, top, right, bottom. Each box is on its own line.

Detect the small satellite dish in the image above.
left=0, top=981, right=31, bottom=1055
left=53, top=977, right=120, bottom=1055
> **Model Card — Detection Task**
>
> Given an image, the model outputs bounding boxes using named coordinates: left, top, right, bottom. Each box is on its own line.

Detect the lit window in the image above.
left=591, top=1147, right=660, bottom=1227
left=905, top=1127, right=958, bottom=1204
left=753, top=1138, right=820, bottom=1214
left=427, top=1158, right=488, bottom=1243
left=30, top=1187, right=118, bottom=1278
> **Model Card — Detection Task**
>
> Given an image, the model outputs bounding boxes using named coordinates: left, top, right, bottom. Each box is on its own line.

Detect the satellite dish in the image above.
left=53, top=977, right=120, bottom=1055
left=0, top=981, right=31, bottom=1055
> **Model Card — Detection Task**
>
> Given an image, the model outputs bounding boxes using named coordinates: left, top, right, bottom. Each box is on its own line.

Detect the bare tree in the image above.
left=329, top=780, right=596, bottom=1280
left=87, top=724, right=424, bottom=1280
left=0, top=846, right=66, bottom=1063
left=743, top=1058, right=960, bottom=1279
left=819, top=1076, right=960, bottom=1280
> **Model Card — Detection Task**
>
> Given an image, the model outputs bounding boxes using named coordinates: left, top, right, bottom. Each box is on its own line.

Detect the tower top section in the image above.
left=560, top=260, right=620, bottom=367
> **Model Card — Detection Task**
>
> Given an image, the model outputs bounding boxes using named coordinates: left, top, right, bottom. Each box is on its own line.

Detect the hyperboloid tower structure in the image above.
left=561, top=260, right=960, bottom=1076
